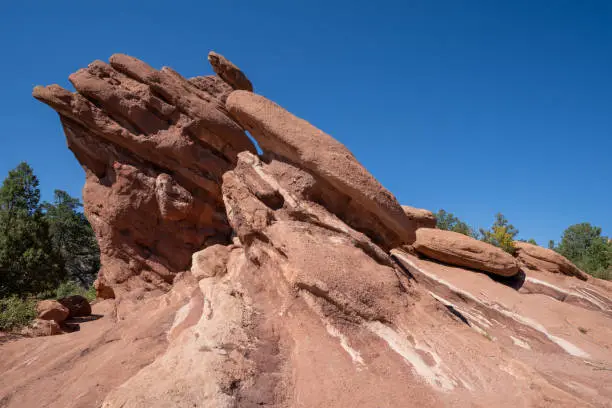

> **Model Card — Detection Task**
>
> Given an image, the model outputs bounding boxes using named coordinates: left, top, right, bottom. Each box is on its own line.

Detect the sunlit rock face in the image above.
left=34, top=52, right=255, bottom=298
left=9, top=50, right=611, bottom=408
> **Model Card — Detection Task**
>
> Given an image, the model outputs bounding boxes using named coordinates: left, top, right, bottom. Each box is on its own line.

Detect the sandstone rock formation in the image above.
left=226, top=90, right=416, bottom=249
left=413, top=228, right=519, bottom=277
left=402, top=205, right=437, bottom=229
left=58, top=295, right=92, bottom=318
left=36, top=300, right=69, bottom=322
left=208, top=51, right=253, bottom=92
left=33, top=52, right=255, bottom=299
left=513, top=241, right=589, bottom=280
left=3, top=50, right=611, bottom=408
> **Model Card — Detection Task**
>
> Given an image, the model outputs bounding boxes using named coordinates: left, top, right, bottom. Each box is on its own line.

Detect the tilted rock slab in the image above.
left=208, top=51, right=253, bottom=92
left=226, top=90, right=416, bottom=248
left=513, top=241, right=589, bottom=280
left=34, top=53, right=255, bottom=298
left=413, top=228, right=519, bottom=277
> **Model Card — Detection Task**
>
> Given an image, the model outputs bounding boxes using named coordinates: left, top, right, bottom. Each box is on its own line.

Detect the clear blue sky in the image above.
left=1, top=0, right=610, bottom=245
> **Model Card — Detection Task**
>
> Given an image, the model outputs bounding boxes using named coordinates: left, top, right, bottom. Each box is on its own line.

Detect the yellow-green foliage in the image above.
left=480, top=213, right=518, bottom=255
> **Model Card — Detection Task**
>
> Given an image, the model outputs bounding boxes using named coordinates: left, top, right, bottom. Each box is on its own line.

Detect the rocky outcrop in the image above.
left=34, top=53, right=255, bottom=298
left=36, top=300, right=69, bottom=322
left=14, top=49, right=612, bottom=408
left=58, top=295, right=92, bottom=318
left=208, top=51, right=253, bottom=92
left=413, top=228, right=519, bottom=277
left=514, top=241, right=589, bottom=280
left=402, top=205, right=437, bottom=229
left=226, top=90, right=415, bottom=248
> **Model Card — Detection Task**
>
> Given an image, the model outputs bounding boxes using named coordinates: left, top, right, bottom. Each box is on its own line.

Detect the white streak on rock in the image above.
left=301, top=291, right=365, bottom=368
left=510, top=336, right=531, bottom=350
left=365, top=321, right=456, bottom=391
left=395, top=252, right=590, bottom=359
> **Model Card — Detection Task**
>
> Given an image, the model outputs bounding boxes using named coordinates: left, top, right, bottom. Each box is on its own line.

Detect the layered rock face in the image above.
left=5, top=51, right=611, bottom=407
left=34, top=53, right=255, bottom=298
left=226, top=91, right=416, bottom=249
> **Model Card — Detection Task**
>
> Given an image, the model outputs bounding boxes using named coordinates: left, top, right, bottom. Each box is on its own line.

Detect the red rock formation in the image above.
left=413, top=228, right=519, bottom=277
left=514, top=241, right=589, bottom=280
left=226, top=90, right=416, bottom=248
left=402, top=204, right=437, bottom=230
left=5, top=50, right=610, bottom=408
left=33, top=53, right=255, bottom=299
left=208, top=51, right=253, bottom=92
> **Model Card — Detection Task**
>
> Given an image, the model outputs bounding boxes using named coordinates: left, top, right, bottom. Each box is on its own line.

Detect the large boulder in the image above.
left=513, top=241, right=589, bottom=280
left=413, top=228, right=519, bottom=277
left=58, top=295, right=92, bottom=318
left=226, top=91, right=415, bottom=248
left=33, top=53, right=255, bottom=298
left=36, top=300, right=69, bottom=322
left=402, top=205, right=437, bottom=230
left=22, top=319, right=62, bottom=337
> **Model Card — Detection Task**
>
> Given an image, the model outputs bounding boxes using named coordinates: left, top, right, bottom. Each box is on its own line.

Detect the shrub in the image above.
left=0, top=296, right=36, bottom=331
left=480, top=213, right=518, bottom=255
left=53, top=280, right=96, bottom=302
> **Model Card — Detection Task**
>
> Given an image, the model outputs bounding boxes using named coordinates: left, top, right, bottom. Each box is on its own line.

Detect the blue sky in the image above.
left=0, top=0, right=610, bottom=245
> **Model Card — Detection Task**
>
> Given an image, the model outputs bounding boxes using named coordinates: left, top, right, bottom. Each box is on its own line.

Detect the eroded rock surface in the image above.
left=33, top=53, right=255, bottom=298
left=5, top=50, right=611, bottom=408
left=226, top=90, right=416, bottom=249
left=208, top=51, right=253, bottom=92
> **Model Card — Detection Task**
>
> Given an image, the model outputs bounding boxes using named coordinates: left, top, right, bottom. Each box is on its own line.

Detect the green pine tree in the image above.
left=0, top=163, right=64, bottom=296
left=43, top=190, right=100, bottom=286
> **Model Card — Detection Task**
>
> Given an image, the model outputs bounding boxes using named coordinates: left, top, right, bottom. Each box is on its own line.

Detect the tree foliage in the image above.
left=434, top=209, right=477, bottom=238
left=479, top=213, right=518, bottom=254
left=0, top=163, right=100, bottom=298
left=0, top=163, right=64, bottom=297
left=555, top=223, right=612, bottom=279
left=43, top=190, right=100, bottom=286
